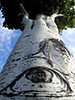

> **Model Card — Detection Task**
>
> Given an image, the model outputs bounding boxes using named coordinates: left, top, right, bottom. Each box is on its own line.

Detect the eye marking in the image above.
left=0, top=67, right=73, bottom=97
left=26, top=67, right=53, bottom=83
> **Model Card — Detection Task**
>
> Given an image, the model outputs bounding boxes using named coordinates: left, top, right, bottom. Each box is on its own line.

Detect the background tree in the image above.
left=0, top=0, right=75, bottom=31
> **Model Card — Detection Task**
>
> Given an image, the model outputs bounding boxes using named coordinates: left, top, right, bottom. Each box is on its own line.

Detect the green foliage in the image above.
left=56, top=0, right=75, bottom=31
left=0, top=0, right=75, bottom=31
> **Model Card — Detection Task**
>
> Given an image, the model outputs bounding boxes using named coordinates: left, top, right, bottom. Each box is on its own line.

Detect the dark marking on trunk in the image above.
left=14, top=52, right=20, bottom=55
left=12, top=59, right=15, bottom=62
left=39, top=85, right=43, bottom=88
left=31, top=21, right=34, bottom=29
left=32, top=84, right=35, bottom=87
left=23, top=34, right=30, bottom=38
left=16, top=58, right=21, bottom=61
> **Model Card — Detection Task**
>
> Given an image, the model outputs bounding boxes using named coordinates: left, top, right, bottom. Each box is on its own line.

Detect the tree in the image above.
left=0, top=0, right=75, bottom=31
left=0, top=0, right=75, bottom=100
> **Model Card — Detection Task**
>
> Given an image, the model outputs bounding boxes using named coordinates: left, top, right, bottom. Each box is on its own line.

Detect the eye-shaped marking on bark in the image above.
left=0, top=67, right=73, bottom=97
left=26, top=67, right=53, bottom=83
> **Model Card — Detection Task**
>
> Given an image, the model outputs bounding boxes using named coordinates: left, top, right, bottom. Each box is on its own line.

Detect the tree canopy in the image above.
left=0, top=0, right=75, bottom=31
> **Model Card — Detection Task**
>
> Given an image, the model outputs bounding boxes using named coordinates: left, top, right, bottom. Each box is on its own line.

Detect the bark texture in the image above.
left=0, top=14, right=75, bottom=100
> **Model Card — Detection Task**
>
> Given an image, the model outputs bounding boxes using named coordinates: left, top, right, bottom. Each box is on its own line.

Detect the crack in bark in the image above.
left=31, top=21, right=34, bottom=29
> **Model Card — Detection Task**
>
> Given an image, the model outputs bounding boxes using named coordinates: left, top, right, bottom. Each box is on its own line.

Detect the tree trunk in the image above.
left=0, top=15, right=75, bottom=100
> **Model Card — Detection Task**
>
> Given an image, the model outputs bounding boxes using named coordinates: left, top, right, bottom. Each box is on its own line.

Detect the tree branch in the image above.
left=20, top=3, right=28, bottom=17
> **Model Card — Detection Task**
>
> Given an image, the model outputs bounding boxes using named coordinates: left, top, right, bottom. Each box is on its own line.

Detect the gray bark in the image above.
left=0, top=14, right=75, bottom=100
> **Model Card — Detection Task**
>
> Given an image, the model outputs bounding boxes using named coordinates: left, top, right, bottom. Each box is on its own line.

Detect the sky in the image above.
left=0, top=10, right=75, bottom=72
left=0, top=11, right=22, bottom=71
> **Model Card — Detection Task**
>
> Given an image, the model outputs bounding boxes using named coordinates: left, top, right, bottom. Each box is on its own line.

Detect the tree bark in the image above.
left=0, top=14, right=75, bottom=100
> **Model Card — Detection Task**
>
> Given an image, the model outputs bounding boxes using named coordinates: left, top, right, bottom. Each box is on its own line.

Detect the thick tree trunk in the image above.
left=0, top=15, right=75, bottom=100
